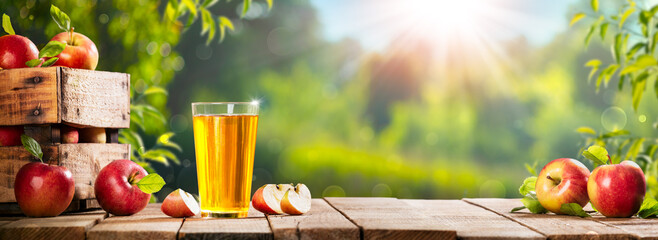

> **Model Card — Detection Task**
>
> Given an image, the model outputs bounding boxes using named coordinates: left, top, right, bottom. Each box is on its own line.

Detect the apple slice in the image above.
left=252, top=184, right=293, bottom=214
left=281, top=184, right=312, bottom=215
left=161, top=189, right=200, bottom=218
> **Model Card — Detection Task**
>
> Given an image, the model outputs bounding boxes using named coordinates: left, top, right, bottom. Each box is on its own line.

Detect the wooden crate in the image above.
left=0, top=67, right=132, bottom=215
left=0, top=67, right=130, bottom=128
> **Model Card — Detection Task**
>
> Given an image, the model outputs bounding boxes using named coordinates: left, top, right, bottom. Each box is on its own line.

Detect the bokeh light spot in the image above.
left=479, top=180, right=506, bottom=198
left=601, top=107, right=627, bottom=131
left=371, top=183, right=392, bottom=197
left=322, top=185, right=346, bottom=197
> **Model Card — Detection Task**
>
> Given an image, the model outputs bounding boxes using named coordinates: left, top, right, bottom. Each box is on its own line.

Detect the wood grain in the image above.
left=595, top=217, right=658, bottom=239
left=60, top=68, right=130, bottom=128
left=0, top=199, right=102, bottom=215
left=0, top=209, right=106, bottom=240
left=0, top=67, right=59, bottom=125
left=178, top=203, right=273, bottom=240
left=464, top=198, right=636, bottom=240
left=405, top=199, right=544, bottom=240
left=325, top=197, right=456, bottom=240
left=266, top=199, right=359, bottom=240
left=87, top=204, right=183, bottom=240
left=59, top=143, right=130, bottom=200
left=0, top=146, right=59, bottom=203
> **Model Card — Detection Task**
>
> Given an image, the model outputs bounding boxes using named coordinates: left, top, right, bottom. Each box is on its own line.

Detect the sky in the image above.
left=310, top=0, right=579, bottom=51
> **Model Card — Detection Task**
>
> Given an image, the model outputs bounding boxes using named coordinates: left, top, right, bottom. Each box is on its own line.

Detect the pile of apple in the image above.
left=534, top=150, right=646, bottom=217
left=0, top=6, right=102, bottom=147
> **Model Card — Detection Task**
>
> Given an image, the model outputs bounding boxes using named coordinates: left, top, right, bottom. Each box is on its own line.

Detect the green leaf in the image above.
left=591, top=0, right=598, bottom=12
left=625, top=138, right=645, bottom=161
left=38, top=41, right=66, bottom=59
left=576, top=127, right=597, bottom=135
left=510, top=206, right=526, bottom=213
left=519, top=177, right=537, bottom=196
left=614, top=34, right=622, bottom=64
left=202, top=9, right=215, bottom=45
left=524, top=162, right=538, bottom=176
left=627, top=43, right=646, bottom=59
left=142, top=150, right=169, bottom=165
left=157, top=132, right=182, bottom=152
left=582, top=145, right=609, bottom=165
left=50, top=5, right=71, bottom=32
left=560, top=203, right=591, bottom=217
left=150, top=148, right=180, bottom=165
left=181, top=0, right=197, bottom=17
left=241, top=0, right=252, bottom=18
left=142, top=105, right=167, bottom=125
left=41, top=57, right=58, bottom=67
left=585, top=25, right=596, bottom=47
left=143, top=86, right=168, bottom=96
left=20, top=134, right=42, bottom=161
left=599, top=22, right=608, bottom=40
left=652, top=32, right=658, bottom=53
left=600, top=129, right=630, bottom=138
left=585, top=59, right=601, bottom=67
left=621, top=55, right=657, bottom=75
left=2, top=14, right=15, bottom=35
left=218, top=16, right=234, bottom=43
left=619, top=7, right=635, bottom=29
left=619, top=74, right=626, bottom=90
left=202, top=0, right=219, bottom=8
left=265, top=0, right=273, bottom=10
left=632, top=72, right=649, bottom=111
left=149, top=194, right=158, bottom=203
left=570, top=13, right=586, bottom=27
left=638, top=198, right=658, bottom=218
left=25, top=59, right=42, bottom=68
left=597, top=64, right=618, bottom=90
left=521, top=192, right=547, bottom=214
left=136, top=173, right=166, bottom=194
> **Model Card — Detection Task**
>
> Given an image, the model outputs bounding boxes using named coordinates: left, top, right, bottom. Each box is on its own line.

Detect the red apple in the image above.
left=79, top=128, right=106, bottom=143
left=14, top=162, right=75, bottom=217
left=161, top=189, right=200, bottom=218
left=0, top=35, right=38, bottom=69
left=50, top=31, right=98, bottom=70
left=280, top=183, right=311, bottom=215
left=61, top=126, right=79, bottom=144
left=535, top=158, right=590, bottom=214
left=95, top=159, right=150, bottom=216
left=588, top=160, right=646, bottom=217
left=0, top=126, right=24, bottom=146
left=252, top=184, right=293, bottom=214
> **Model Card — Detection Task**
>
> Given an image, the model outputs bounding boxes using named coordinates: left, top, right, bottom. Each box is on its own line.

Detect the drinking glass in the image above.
left=192, top=102, right=259, bottom=218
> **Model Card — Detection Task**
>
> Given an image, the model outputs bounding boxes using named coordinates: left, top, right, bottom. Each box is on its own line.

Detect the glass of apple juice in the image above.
left=191, top=102, right=259, bottom=218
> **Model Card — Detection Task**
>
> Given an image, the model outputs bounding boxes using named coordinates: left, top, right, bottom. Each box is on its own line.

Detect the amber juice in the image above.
left=193, top=114, right=258, bottom=218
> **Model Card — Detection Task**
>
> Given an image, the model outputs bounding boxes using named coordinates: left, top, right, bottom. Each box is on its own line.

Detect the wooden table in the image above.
left=1, top=198, right=657, bottom=240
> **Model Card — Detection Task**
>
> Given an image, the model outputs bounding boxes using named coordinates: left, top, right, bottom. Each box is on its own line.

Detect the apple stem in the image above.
left=69, top=27, right=74, bottom=45
left=128, top=171, right=140, bottom=185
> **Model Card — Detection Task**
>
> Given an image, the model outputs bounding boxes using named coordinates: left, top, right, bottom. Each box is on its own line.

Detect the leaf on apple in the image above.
left=2, top=13, right=15, bottom=35
left=560, top=203, right=591, bottom=218
left=20, top=134, right=43, bottom=162
left=136, top=173, right=166, bottom=194
left=42, top=57, right=59, bottom=67
left=582, top=145, right=609, bottom=165
left=39, top=41, right=66, bottom=59
left=638, top=197, right=658, bottom=218
left=510, top=206, right=526, bottom=213
left=50, top=5, right=71, bottom=32
left=518, top=176, right=537, bottom=196
left=25, top=59, right=42, bottom=68
left=520, top=192, right=548, bottom=214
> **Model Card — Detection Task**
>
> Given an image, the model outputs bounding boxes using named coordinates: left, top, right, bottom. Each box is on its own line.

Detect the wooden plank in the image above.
left=404, top=199, right=544, bottom=240
left=0, top=146, right=59, bottom=203
left=60, top=68, right=130, bottom=128
left=0, top=198, right=101, bottom=215
left=59, top=143, right=130, bottom=200
left=0, top=209, right=106, bottom=240
left=178, top=203, right=273, bottom=240
left=87, top=204, right=183, bottom=240
left=0, top=67, right=59, bottom=125
left=325, top=197, right=456, bottom=240
left=595, top=217, right=658, bottom=239
left=266, top=199, right=359, bottom=240
left=464, top=198, right=635, bottom=240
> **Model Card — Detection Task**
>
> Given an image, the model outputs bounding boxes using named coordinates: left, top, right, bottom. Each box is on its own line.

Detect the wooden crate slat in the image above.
left=59, top=143, right=130, bottom=200
left=595, top=217, right=658, bottom=239
left=0, top=67, right=59, bottom=126
left=324, top=197, right=457, bottom=240
left=0, top=199, right=101, bottom=215
left=464, top=198, right=636, bottom=240
left=404, top=199, right=545, bottom=240
left=0, top=146, right=59, bottom=203
left=87, top=204, right=183, bottom=240
left=178, top=203, right=273, bottom=240
left=0, top=209, right=106, bottom=240
left=265, top=199, right=359, bottom=240
left=60, top=68, right=130, bottom=128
